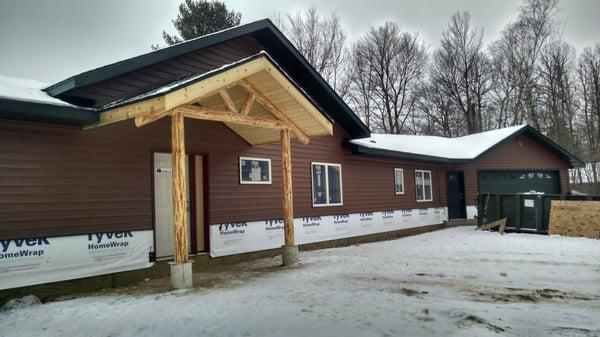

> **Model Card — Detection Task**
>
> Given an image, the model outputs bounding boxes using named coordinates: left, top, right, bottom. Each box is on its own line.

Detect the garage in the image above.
left=478, top=170, right=560, bottom=194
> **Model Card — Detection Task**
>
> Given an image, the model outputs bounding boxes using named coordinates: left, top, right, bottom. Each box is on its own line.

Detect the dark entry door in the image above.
left=447, top=172, right=466, bottom=219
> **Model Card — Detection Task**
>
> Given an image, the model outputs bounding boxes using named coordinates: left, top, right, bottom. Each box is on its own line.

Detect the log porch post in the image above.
left=281, top=128, right=298, bottom=265
left=170, top=111, right=192, bottom=288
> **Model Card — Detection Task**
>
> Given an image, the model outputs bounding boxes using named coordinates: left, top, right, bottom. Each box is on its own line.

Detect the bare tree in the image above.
left=275, top=7, right=350, bottom=98
left=489, top=38, right=517, bottom=128
left=488, top=0, right=559, bottom=128
left=536, top=38, right=578, bottom=150
left=347, top=43, right=377, bottom=129
left=575, top=43, right=600, bottom=192
left=430, top=11, right=491, bottom=135
left=348, top=23, right=427, bottom=134
left=414, top=81, right=465, bottom=137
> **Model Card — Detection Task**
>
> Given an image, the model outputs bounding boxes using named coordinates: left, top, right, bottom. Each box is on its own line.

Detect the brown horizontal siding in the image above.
left=0, top=118, right=443, bottom=239
left=445, top=134, right=571, bottom=205
left=0, top=121, right=159, bottom=239
left=208, top=126, right=445, bottom=223
left=1, top=117, right=573, bottom=240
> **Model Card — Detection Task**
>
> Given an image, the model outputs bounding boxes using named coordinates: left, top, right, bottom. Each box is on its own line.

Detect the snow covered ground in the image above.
left=1, top=226, right=599, bottom=337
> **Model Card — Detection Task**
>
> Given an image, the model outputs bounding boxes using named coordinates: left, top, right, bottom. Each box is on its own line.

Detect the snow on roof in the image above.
left=0, top=75, right=76, bottom=107
left=349, top=125, right=528, bottom=160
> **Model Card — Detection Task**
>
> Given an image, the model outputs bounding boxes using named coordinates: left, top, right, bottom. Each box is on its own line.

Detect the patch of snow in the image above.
left=1, top=227, right=599, bottom=337
left=0, top=75, right=77, bottom=107
left=1, top=295, right=41, bottom=312
left=349, top=125, right=528, bottom=160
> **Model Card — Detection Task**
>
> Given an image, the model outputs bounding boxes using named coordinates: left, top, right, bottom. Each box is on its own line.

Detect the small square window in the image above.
left=239, top=157, right=271, bottom=184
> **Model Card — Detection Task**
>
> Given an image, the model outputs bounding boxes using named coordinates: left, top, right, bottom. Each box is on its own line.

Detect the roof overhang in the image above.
left=0, top=98, right=98, bottom=125
left=86, top=52, right=333, bottom=145
left=344, top=143, right=459, bottom=164
left=45, top=22, right=274, bottom=97
left=346, top=125, right=585, bottom=168
left=46, top=19, right=370, bottom=139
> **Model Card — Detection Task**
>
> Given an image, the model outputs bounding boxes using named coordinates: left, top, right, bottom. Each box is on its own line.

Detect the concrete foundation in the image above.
left=281, top=245, right=299, bottom=266
left=169, top=261, right=193, bottom=289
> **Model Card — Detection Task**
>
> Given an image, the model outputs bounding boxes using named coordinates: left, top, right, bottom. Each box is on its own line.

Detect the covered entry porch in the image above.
left=85, top=52, right=333, bottom=288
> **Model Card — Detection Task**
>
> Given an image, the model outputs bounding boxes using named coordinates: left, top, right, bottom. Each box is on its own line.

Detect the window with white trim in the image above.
left=415, top=170, right=433, bottom=202
left=239, top=157, right=271, bottom=184
left=311, top=162, right=343, bottom=206
left=394, top=168, right=404, bottom=194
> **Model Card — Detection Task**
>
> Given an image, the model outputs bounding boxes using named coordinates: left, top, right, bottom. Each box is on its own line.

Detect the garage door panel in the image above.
left=478, top=170, right=560, bottom=194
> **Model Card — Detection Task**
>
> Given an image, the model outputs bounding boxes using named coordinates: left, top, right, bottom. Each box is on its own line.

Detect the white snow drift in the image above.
left=0, top=75, right=75, bottom=107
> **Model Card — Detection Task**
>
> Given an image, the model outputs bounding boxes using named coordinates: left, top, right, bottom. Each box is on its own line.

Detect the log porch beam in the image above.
left=174, top=104, right=293, bottom=130
left=134, top=109, right=173, bottom=127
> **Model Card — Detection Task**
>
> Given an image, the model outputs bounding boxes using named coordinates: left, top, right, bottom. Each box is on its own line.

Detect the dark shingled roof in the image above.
left=43, top=19, right=370, bottom=137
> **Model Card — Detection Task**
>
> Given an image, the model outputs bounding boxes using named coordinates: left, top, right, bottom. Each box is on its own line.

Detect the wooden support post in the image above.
left=478, top=218, right=507, bottom=234
left=171, top=111, right=188, bottom=264
left=280, top=129, right=298, bottom=265
left=281, top=128, right=294, bottom=245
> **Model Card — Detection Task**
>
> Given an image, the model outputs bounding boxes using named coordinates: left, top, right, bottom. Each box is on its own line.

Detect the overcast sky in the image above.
left=0, top=0, right=598, bottom=83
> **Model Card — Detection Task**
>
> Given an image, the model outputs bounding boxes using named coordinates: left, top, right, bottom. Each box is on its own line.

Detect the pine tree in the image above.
left=159, top=0, right=241, bottom=46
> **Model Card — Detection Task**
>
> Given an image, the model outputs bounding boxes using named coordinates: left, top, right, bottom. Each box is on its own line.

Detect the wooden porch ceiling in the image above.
left=85, top=54, right=334, bottom=145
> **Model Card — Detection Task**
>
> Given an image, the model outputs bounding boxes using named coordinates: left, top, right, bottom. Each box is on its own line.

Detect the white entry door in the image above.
left=153, top=152, right=191, bottom=259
